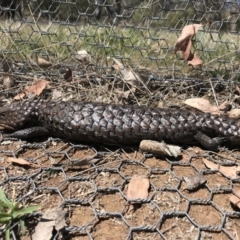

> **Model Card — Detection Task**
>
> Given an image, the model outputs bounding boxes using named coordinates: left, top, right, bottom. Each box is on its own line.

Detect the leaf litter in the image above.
left=184, top=98, right=224, bottom=114
left=7, top=157, right=39, bottom=168
left=14, top=79, right=49, bottom=100
left=109, top=57, right=148, bottom=98
left=203, top=158, right=240, bottom=179
left=63, top=68, right=73, bottom=82
left=174, top=24, right=202, bottom=66
left=32, top=207, right=67, bottom=240
left=127, top=175, right=149, bottom=201
left=37, top=57, right=53, bottom=68
left=183, top=98, right=240, bottom=118
left=229, top=189, right=240, bottom=209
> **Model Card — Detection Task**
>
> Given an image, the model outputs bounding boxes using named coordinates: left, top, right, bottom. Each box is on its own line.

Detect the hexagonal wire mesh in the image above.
left=0, top=0, right=240, bottom=239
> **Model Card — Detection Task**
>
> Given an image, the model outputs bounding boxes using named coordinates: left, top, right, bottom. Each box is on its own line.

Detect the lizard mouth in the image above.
left=0, top=124, right=14, bottom=131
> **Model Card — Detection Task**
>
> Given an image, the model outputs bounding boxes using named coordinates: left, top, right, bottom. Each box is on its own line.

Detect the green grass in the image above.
left=0, top=188, right=40, bottom=240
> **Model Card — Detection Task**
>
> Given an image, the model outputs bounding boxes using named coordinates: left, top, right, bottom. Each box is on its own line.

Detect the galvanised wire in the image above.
left=0, top=137, right=239, bottom=239
left=0, top=1, right=239, bottom=239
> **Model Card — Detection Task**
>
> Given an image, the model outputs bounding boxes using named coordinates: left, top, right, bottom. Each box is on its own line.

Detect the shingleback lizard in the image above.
left=0, top=98, right=239, bottom=150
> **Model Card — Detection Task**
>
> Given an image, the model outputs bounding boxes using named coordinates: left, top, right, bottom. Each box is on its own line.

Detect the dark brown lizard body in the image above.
left=0, top=98, right=240, bottom=150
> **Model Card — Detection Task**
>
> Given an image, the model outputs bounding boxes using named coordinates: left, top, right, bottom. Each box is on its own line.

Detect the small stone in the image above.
left=183, top=173, right=207, bottom=191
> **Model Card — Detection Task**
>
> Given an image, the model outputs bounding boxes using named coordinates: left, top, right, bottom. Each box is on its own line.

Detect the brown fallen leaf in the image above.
left=184, top=98, right=219, bottom=114
left=37, top=57, right=52, bottom=68
left=114, top=88, right=131, bottom=99
left=7, top=157, right=38, bottom=168
left=3, top=74, right=14, bottom=89
left=229, top=189, right=240, bottom=209
left=218, top=101, right=231, bottom=112
left=108, top=57, right=150, bottom=97
left=203, top=158, right=240, bottom=179
left=127, top=175, right=149, bottom=200
left=236, top=85, right=240, bottom=95
left=174, top=24, right=202, bottom=66
left=110, top=57, right=141, bottom=91
left=64, top=68, right=73, bottom=82
left=53, top=158, right=100, bottom=168
left=32, top=207, right=67, bottom=240
left=14, top=79, right=49, bottom=100
left=184, top=98, right=230, bottom=115
left=228, top=109, right=240, bottom=118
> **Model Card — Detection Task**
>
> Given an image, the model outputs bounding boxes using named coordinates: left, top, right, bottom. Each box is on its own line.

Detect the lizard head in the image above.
left=0, top=108, right=16, bottom=131
left=0, top=100, right=39, bottom=132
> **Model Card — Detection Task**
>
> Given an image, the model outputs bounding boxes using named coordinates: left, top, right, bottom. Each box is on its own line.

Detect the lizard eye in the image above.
left=0, top=112, right=5, bottom=117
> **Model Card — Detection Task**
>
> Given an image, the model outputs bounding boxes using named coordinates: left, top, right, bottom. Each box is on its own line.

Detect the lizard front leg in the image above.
left=3, top=127, right=50, bottom=139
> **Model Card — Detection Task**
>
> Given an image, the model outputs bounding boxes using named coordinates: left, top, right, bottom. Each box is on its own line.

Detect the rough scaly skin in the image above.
left=0, top=98, right=240, bottom=149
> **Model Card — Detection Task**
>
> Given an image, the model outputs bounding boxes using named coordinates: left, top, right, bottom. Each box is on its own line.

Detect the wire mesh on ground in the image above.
left=0, top=138, right=240, bottom=239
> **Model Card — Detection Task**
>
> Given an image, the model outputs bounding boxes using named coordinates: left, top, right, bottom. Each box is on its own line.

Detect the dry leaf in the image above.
left=184, top=98, right=233, bottom=116
left=108, top=57, right=149, bottom=96
left=229, top=189, right=240, bottom=209
left=14, top=79, right=49, bottom=100
left=127, top=175, right=149, bottom=200
left=187, top=53, right=202, bottom=66
left=64, top=68, right=72, bottom=82
left=14, top=92, right=26, bottom=100
left=111, top=58, right=139, bottom=86
left=184, top=98, right=219, bottom=114
left=110, top=58, right=143, bottom=93
left=139, top=140, right=181, bottom=157
left=3, top=74, right=14, bottom=89
left=174, top=24, right=202, bottom=66
left=236, top=85, right=240, bottom=95
left=218, top=101, right=231, bottom=112
left=54, top=158, right=100, bottom=167
left=32, top=207, right=67, bottom=240
left=228, top=109, right=240, bottom=118
left=7, top=157, right=38, bottom=168
left=1, top=140, right=13, bottom=145
left=26, top=79, right=49, bottom=95
left=114, top=88, right=131, bottom=99
left=75, top=50, right=91, bottom=64
left=37, top=57, right=52, bottom=68
left=52, top=89, right=63, bottom=100
left=203, top=158, right=240, bottom=179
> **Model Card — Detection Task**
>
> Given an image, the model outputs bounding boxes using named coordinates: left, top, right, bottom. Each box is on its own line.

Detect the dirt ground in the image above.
left=1, top=137, right=240, bottom=240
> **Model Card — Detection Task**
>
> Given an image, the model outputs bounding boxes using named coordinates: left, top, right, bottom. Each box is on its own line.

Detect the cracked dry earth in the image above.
left=0, top=137, right=240, bottom=240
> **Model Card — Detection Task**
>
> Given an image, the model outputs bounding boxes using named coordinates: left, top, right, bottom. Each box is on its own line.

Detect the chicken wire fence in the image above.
left=0, top=1, right=240, bottom=240
left=0, top=0, right=239, bottom=86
